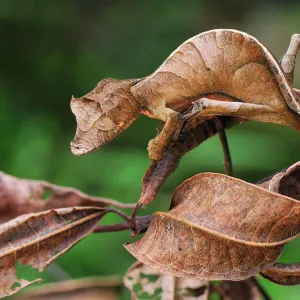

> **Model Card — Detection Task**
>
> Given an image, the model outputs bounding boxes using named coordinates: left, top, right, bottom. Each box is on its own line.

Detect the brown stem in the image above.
left=105, top=207, right=131, bottom=222
left=93, top=215, right=152, bottom=234
left=215, top=117, right=233, bottom=176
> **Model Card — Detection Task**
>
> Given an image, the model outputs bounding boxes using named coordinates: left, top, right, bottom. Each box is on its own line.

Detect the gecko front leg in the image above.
left=281, top=34, right=300, bottom=85
left=147, top=107, right=183, bottom=161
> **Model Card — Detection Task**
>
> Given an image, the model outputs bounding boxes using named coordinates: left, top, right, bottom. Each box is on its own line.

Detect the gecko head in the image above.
left=70, top=78, right=141, bottom=156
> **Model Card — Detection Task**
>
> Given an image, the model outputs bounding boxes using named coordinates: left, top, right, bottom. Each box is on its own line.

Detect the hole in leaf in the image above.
left=15, top=260, right=39, bottom=282
left=140, top=272, right=160, bottom=283
left=10, top=281, right=21, bottom=291
left=184, top=285, right=207, bottom=297
left=138, top=288, right=163, bottom=299
left=133, top=282, right=142, bottom=294
left=133, top=282, right=162, bottom=299
left=42, top=189, right=53, bottom=200
left=209, top=291, right=221, bottom=300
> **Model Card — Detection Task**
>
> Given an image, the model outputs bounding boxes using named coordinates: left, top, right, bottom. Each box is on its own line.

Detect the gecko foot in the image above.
left=147, top=138, right=166, bottom=161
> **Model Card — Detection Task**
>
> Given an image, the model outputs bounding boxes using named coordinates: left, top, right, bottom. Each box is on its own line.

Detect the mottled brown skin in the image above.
left=71, top=30, right=300, bottom=160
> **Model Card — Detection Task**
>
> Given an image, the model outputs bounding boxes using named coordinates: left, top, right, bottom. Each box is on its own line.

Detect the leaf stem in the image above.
left=93, top=215, right=152, bottom=234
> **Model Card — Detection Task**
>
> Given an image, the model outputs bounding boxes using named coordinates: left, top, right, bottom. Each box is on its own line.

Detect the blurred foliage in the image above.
left=1, top=0, right=300, bottom=299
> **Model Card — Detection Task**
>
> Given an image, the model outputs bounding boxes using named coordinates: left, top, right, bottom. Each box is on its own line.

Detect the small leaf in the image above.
left=261, top=263, right=300, bottom=285
left=0, top=206, right=106, bottom=297
left=125, top=173, right=300, bottom=281
left=0, top=171, right=134, bottom=223
left=16, top=276, right=121, bottom=299
left=124, top=261, right=209, bottom=299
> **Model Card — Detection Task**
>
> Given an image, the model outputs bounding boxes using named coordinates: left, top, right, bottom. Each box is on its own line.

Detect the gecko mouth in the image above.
left=70, top=77, right=142, bottom=156
left=70, top=113, right=138, bottom=156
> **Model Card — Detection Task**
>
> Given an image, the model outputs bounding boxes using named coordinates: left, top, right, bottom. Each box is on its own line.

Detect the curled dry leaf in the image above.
left=124, top=261, right=209, bottom=300
left=125, top=173, right=300, bottom=281
left=0, top=171, right=134, bottom=223
left=0, top=206, right=106, bottom=298
left=257, top=161, right=300, bottom=200
left=210, top=279, right=261, bottom=300
left=16, top=276, right=121, bottom=300
left=261, top=263, right=300, bottom=285
left=258, top=162, right=300, bottom=285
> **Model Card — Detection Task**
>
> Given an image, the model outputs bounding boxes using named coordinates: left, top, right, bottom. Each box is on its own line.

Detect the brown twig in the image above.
left=93, top=215, right=152, bottom=234
left=215, top=117, right=233, bottom=176
left=250, top=276, right=271, bottom=300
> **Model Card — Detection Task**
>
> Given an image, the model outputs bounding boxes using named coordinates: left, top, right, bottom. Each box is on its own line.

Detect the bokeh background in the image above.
left=1, top=0, right=300, bottom=299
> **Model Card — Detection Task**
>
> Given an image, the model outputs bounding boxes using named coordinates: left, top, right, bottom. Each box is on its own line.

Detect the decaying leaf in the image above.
left=124, top=261, right=209, bottom=300
left=261, top=263, right=300, bottom=285
left=125, top=173, right=300, bottom=281
left=0, top=171, right=134, bottom=223
left=16, top=276, right=121, bottom=300
left=257, top=161, right=300, bottom=200
left=0, top=206, right=106, bottom=297
left=210, top=279, right=261, bottom=300
left=71, top=30, right=300, bottom=161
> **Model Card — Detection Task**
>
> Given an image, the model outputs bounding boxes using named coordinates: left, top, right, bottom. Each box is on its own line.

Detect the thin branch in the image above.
left=46, top=263, right=71, bottom=281
left=93, top=222, right=130, bottom=233
left=250, top=277, right=271, bottom=300
left=105, top=207, right=132, bottom=222
left=215, top=117, right=233, bottom=176
left=93, top=215, right=152, bottom=234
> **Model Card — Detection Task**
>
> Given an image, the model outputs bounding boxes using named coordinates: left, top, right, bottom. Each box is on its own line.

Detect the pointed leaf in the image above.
left=0, top=206, right=106, bottom=297
left=0, top=171, right=134, bottom=223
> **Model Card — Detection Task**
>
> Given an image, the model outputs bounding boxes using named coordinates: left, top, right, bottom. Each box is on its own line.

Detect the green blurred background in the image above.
left=1, top=0, right=300, bottom=299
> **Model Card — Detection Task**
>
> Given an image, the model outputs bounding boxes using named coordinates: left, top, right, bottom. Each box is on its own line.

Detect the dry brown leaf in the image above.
left=0, top=206, right=106, bottom=297
left=261, top=263, right=300, bottom=285
left=125, top=173, right=300, bottom=281
left=16, top=276, right=121, bottom=300
left=210, top=279, right=261, bottom=300
left=257, top=162, right=300, bottom=200
left=124, top=261, right=209, bottom=300
left=0, top=171, right=134, bottom=223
